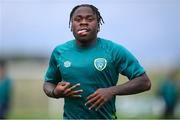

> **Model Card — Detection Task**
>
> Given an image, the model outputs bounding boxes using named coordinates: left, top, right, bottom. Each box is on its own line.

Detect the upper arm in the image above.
left=134, top=73, right=151, bottom=90
left=45, top=48, right=62, bottom=84
left=113, top=44, right=145, bottom=80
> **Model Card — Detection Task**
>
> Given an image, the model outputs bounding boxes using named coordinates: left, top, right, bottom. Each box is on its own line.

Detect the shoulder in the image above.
left=54, top=40, right=74, bottom=51
left=98, top=38, right=127, bottom=53
left=53, top=40, right=74, bottom=54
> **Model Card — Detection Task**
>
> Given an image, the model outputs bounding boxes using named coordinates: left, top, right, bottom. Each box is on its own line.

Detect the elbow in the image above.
left=145, top=79, right=151, bottom=91
left=43, top=82, right=51, bottom=97
left=43, top=83, right=48, bottom=96
left=140, top=73, right=151, bottom=91
left=143, top=75, right=151, bottom=91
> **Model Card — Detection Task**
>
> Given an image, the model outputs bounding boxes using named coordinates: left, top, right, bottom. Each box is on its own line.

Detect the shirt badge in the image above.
left=64, top=61, right=71, bottom=68
left=94, top=58, right=107, bottom=71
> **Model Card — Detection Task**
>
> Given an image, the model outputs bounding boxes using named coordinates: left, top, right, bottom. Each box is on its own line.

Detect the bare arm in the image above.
left=86, top=73, right=151, bottom=110
left=43, top=82, right=57, bottom=98
left=43, top=81, right=83, bottom=99
left=109, top=73, right=151, bottom=95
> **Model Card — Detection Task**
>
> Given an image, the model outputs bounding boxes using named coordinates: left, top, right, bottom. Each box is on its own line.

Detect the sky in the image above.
left=0, top=0, right=180, bottom=66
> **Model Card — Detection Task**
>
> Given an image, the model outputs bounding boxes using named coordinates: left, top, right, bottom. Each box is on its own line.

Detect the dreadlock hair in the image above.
left=69, top=4, right=104, bottom=28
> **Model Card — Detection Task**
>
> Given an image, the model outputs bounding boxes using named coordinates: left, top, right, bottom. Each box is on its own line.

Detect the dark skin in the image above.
left=71, top=6, right=99, bottom=47
left=43, top=6, right=151, bottom=111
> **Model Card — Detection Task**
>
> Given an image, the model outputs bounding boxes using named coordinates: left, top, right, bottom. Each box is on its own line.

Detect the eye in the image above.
left=87, top=17, right=94, bottom=22
left=74, top=17, right=81, bottom=22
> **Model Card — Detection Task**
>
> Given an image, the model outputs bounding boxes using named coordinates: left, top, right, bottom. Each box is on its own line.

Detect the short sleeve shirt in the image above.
left=45, top=38, right=145, bottom=119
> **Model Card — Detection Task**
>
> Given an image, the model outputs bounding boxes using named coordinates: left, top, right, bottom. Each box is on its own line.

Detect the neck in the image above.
left=76, top=37, right=97, bottom=48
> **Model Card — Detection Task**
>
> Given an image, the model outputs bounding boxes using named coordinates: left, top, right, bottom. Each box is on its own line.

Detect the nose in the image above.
left=80, top=19, right=88, bottom=26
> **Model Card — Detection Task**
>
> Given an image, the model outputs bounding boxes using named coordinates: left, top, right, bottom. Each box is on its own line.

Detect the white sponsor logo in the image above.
left=64, top=61, right=71, bottom=68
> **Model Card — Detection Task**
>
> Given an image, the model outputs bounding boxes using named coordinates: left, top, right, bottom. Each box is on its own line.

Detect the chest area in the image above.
left=57, top=49, right=112, bottom=77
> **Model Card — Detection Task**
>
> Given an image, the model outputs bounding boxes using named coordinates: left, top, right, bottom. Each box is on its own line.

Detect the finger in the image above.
left=63, top=83, right=71, bottom=90
left=88, top=98, right=103, bottom=110
left=71, top=95, right=82, bottom=98
left=64, top=83, right=81, bottom=95
left=87, top=92, right=97, bottom=100
left=67, top=89, right=83, bottom=96
left=63, top=88, right=71, bottom=95
left=95, top=101, right=104, bottom=111
left=58, top=82, right=70, bottom=89
left=85, top=94, right=100, bottom=106
left=58, top=81, right=67, bottom=85
left=68, top=83, right=81, bottom=91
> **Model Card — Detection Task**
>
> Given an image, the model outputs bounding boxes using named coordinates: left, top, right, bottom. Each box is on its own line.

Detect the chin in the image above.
left=74, top=33, right=96, bottom=44
left=76, top=35, right=89, bottom=41
left=78, top=38, right=89, bottom=43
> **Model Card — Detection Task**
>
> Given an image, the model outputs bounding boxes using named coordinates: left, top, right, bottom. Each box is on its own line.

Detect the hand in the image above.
left=54, top=81, right=83, bottom=98
left=85, top=88, right=114, bottom=111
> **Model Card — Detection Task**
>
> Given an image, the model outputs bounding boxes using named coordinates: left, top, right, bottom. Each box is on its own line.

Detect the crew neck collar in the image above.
left=74, top=37, right=100, bottom=51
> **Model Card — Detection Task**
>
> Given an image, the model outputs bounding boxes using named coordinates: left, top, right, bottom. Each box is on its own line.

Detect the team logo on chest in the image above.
left=94, top=58, right=107, bottom=71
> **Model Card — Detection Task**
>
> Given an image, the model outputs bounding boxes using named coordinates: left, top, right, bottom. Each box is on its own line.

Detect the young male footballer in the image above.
left=43, top=4, right=151, bottom=119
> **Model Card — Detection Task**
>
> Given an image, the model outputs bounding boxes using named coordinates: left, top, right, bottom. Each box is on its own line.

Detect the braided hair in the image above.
left=69, top=4, right=104, bottom=28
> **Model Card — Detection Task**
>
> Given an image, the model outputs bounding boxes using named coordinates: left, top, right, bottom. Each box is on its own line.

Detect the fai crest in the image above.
left=94, top=58, right=107, bottom=71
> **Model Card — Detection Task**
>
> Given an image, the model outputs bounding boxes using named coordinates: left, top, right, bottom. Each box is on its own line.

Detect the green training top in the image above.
left=45, top=38, right=145, bottom=119
left=0, top=77, right=12, bottom=104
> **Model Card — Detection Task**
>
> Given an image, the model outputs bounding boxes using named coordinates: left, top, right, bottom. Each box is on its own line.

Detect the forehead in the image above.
left=72, top=6, right=96, bottom=17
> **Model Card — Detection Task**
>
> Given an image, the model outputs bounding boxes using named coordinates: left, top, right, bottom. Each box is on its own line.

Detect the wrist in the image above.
left=108, top=87, right=117, bottom=96
left=51, top=88, right=58, bottom=98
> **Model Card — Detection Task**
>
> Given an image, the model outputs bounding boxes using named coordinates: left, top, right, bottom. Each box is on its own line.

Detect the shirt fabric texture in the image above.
left=45, top=38, right=145, bottom=119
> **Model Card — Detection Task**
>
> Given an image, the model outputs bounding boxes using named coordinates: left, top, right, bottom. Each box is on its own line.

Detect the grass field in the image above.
left=8, top=79, right=49, bottom=119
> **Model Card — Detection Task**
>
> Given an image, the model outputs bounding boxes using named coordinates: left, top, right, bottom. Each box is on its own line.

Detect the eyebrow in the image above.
left=74, top=14, right=95, bottom=18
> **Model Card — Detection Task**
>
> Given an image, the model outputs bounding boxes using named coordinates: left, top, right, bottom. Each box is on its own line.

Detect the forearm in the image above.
left=43, top=82, right=57, bottom=98
left=109, top=73, right=151, bottom=96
